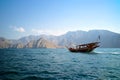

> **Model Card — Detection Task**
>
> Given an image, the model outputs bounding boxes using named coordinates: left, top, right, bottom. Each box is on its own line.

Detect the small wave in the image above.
left=40, top=71, right=59, bottom=74
left=21, top=76, right=57, bottom=80
left=78, top=73, right=88, bottom=77
left=0, top=78, right=13, bottom=80
left=0, top=71, right=18, bottom=75
left=105, top=75, right=118, bottom=79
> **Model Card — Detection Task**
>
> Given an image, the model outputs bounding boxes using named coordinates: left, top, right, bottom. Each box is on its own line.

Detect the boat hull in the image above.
left=68, top=42, right=100, bottom=53
left=68, top=46, right=98, bottom=52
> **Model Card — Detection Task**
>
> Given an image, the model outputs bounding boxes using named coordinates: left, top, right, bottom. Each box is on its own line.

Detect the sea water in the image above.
left=0, top=48, right=120, bottom=80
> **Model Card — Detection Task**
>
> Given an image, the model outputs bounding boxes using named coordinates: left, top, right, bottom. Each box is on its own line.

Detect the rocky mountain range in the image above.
left=0, top=30, right=120, bottom=48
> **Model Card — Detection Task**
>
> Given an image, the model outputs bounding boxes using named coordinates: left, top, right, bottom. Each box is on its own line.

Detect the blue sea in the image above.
left=0, top=48, right=120, bottom=80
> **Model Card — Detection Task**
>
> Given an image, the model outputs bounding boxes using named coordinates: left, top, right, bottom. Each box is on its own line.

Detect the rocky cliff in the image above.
left=25, top=38, right=58, bottom=48
left=0, top=30, right=120, bottom=48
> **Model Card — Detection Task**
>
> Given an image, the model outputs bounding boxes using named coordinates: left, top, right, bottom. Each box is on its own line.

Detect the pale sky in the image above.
left=0, top=0, right=120, bottom=39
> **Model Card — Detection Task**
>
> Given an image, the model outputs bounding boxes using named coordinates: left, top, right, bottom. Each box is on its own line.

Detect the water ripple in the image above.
left=0, top=48, right=120, bottom=80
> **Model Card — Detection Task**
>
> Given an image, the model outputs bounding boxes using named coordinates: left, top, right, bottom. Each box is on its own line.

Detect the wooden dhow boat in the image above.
left=67, top=42, right=100, bottom=52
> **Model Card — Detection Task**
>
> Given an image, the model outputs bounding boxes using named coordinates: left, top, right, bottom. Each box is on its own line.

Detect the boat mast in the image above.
left=97, top=35, right=100, bottom=42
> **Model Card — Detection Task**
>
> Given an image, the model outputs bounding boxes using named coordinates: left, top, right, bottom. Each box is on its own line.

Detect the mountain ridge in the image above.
left=0, top=30, right=120, bottom=48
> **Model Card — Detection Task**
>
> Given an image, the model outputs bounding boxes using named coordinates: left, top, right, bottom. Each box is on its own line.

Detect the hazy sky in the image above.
left=0, top=0, right=120, bottom=39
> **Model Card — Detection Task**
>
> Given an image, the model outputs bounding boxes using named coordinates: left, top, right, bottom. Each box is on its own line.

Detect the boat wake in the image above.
left=110, top=52, right=120, bottom=54
left=94, top=51, right=120, bottom=54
